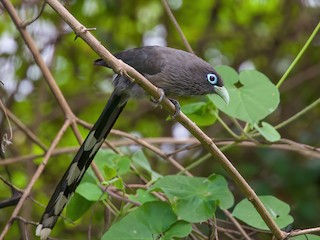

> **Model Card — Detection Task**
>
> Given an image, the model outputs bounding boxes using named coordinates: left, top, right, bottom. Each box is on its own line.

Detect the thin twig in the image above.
left=112, top=129, right=193, bottom=176
left=0, top=175, right=45, bottom=208
left=103, top=187, right=141, bottom=206
left=277, top=21, right=320, bottom=88
left=0, top=119, right=71, bottom=239
left=214, top=111, right=240, bottom=139
left=3, top=107, right=47, bottom=150
left=22, top=1, right=46, bottom=27
left=0, top=2, right=108, bottom=215
left=78, top=118, right=193, bottom=175
left=191, top=226, right=209, bottom=240
left=275, top=98, right=320, bottom=129
left=0, top=147, right=77, bottom=166
left=0, top=0, right=75, bottom=119
left=222, top=209, right=252, bottom=240
left=0, top=100, right=12, bottom=157
left=179, top=153, right=211, bottom=174
left=161, top=0, right=194, bottom=54
left=209, top=217, right=219, bottom=240
left=1, top=136, right=318, bottom=167
left=288, top=227, right=320, bottom=237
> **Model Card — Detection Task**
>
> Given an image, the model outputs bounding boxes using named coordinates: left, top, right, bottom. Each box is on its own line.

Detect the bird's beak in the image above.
left=214, top=86, right=230, bottom=104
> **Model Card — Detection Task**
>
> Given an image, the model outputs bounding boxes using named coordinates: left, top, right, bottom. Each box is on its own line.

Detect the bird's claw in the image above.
left=169, top=98, right=181, bottom=119
left=151, top=88, right=165, bottom=109
left=151, top=89, right=180, bottom=118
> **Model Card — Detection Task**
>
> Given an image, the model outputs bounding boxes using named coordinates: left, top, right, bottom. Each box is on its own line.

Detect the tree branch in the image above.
left=161, top=0, right=194, bottom=54
left=0, top=119, right=71, bottom=239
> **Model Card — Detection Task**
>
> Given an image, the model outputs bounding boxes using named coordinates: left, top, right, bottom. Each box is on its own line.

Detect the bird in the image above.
left=36, top=46, right=229, bottom=239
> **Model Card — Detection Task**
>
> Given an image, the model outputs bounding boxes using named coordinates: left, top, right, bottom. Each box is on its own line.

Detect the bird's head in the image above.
left=205, top=72, right=229, bottom=104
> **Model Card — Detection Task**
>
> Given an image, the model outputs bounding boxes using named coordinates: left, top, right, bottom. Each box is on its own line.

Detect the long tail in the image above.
left=36, top=90, right=128, bottom=239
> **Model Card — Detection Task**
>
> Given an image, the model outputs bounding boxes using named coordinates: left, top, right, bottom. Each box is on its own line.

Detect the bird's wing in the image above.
left=114, top=46, right=167, bottom=75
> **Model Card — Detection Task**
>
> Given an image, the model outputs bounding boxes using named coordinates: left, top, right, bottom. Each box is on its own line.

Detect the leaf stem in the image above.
left=276, top=21, right=320, bottom=88
left=179, top=141, right=239, bottom=174
left=214, top=112, right=240, bottom=139
left=275, top=97, right=320, bottom=129
left=178, top=153, right=211, bottom=174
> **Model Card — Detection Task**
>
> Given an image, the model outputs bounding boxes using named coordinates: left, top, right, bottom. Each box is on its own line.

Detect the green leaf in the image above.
left=181, top=101, right=217, bottom=126
left=81, top=168, right=98, bottom=184
left=76, top=182, right=105, bottom=201
left=102, top=201, right=177, bottom=240
left=207, top=174, right=234, bottom=209
left=128, top=189, right=158, bottom=204
left=232, top=195, right=293, bottom=230
left=103, top=165, right=117, bottom=180
left=117, top=156, right=131, bottom=175
left=209, top=66, right=280, bottom=124
left=113, top=177, right=125, bottom=190
left=162, top=221, right=192, bottom=240
left=173, top=197, right=216, bottom=223
left=254, top=121, right=281, bottom=142
left=102, top=177, right=125, bottom=191
left=94, top=150, right=131, bottom=178
left=150, top=174, right=234, bottom=222
left=132, top=150, right=162, bottom=182
left=66, top=193, right=93, bottom=221
left=95, top=150, right=119, bottom=170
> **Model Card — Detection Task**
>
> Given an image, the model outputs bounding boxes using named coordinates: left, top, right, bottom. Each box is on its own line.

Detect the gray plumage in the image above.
left=37, top=46, right=229, bottom=240
left=94, top=46, right=225, bottom=98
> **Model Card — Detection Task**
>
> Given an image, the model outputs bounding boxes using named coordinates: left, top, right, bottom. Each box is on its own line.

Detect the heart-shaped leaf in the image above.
left=150, top=174, right=234, bottom=222
left=209, top=66, right=280, bottom=124
left=102, top=201, right=180, bottom=240
left=232, top=195, right=293, bottom=230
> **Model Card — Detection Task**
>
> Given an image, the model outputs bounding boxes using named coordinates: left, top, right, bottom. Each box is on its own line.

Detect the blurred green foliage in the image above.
left=0, top=0, right=319, bottom=239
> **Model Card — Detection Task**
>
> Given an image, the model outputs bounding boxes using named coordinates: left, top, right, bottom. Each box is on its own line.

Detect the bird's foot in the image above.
left=151, top=88, right=165, bottom=109
left=151, top=89, right=180, bottom=118
left=169, top=98, right=181, bottom=119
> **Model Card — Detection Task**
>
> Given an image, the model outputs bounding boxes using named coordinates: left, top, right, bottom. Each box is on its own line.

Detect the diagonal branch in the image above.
left=0, top=119, right=72, bottom=239
left=3, top=107, right=47, bottom=151
left=0, top=0, right=106, bottom=237
left=161, top=0, right=194, bottom=54
left=0, top=0, right=74, bottom=120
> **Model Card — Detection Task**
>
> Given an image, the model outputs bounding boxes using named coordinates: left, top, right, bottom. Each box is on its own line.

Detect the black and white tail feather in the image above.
left=36, top=46, right=229, bottom=239
left=36, top=90, right=128, bottom=240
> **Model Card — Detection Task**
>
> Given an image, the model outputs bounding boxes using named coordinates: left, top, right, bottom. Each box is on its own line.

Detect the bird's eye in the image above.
left=207, top=73, right=218, bottom=85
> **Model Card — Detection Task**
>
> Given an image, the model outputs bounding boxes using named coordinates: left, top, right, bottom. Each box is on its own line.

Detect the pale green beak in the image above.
left=214, top=86, right=230, bottom=104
